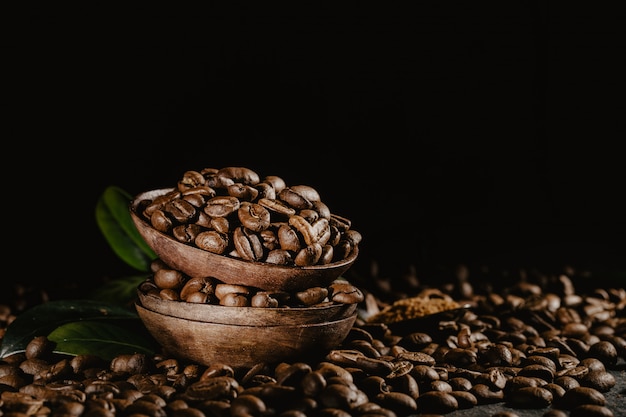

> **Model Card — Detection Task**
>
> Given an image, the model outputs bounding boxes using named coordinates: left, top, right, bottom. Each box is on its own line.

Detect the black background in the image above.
left=6, top=3, right=625, bottom=298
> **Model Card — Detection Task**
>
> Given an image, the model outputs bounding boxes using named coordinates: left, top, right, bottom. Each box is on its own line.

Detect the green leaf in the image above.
left=88, top=275, right=148, bottom=306
left=96, top=185, right=156, bottom=271
left=0, top=300, right=140, bottom=358
left=48, top=321, right=159, bottom=360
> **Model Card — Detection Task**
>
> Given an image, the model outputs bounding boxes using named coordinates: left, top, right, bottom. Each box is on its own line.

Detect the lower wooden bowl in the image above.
left=135, top=302, right=357, bottom=369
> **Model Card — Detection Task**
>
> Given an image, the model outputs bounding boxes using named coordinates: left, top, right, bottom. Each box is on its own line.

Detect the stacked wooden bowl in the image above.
left=129, top=168, right=363, bottom=369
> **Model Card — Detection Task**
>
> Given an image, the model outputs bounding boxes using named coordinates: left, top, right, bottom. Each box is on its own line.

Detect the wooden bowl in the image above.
left=130, top=189, right=359, bottom=292
left=135, top=301, right=357, bottom=369
left=137, top=289, right=358, bottom=325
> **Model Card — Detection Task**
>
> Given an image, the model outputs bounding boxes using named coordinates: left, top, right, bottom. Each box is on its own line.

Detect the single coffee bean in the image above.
left=580, top=370, right=616, bottom=392
left=374, top=391, right=418, bottom=415
left=449, top=390, right=477, bottom=409
left=470, top=383, right=504, bottom=404
left=588, top=341, right=618, bottom=367
left=415, top=391, right=459, bottom=414
left=556, top=386, right=606, bottom=410
left=507, top=386, right=553, bottom=408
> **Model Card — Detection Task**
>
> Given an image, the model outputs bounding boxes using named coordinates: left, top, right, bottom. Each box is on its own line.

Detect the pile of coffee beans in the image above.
left=1, top=263, right=624, bottom=416
left=134, top=166, right=362, bottom=267
left=140, top=259, right=365, bottom=307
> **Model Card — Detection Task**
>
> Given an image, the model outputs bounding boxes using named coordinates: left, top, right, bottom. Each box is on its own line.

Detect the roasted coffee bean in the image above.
left=230, top=394, right=267, bottom=417
left=172, top=223, right=203, bottom=243
left=277, top=224, right=302, bottom=252
left=278, top=187, right=315, bottom=210
left=443, top=348, right=477, bottom=367
left=25, top=336, right=55, bottom=360
left=217, top=166, right=260, bottom=186
left=556, top=386, right=606, bottom=410
left=524, top=355, right=557, bottom=373
left=195, top=230, right=230, bottom=254
left=110, top=353, right=152, bottom=375
left=507, top=386, right=553, bottom=408
left=295, top=287, right=329, bottom=306
left=481, top=343, right=513, bottom=366
left=416, top=391, right=459, bottom=414
left=238, top=202, right=270, bottom=232
left=294, top=243, right=323, bottom=266
left=164, top=198, right=197, bottom=223
left=470, top=383, right=504, bottom=404
left=410, top=364, right=441, bottom=385
left=581, top=357, right=607, bottom=372
left=318, top=383, right=368, bottom=410
left=449, top=390, right=478, bottom=409
left=151, top=209, right=174, bottom=233
left=580, top=370, right=616, bottom=392
left=348, top=340, right=382, bottom=359
left=265, top=249, right=293, bottom=265
left=507, top=375, right=543, bottom=391
left=518, top=364, right=554, bottom=383
left=588, top=341, right=618, bottom=367
left=250, top=292, right=279, bottom=308
left=228, top=183, right=259, bottom=202
left=448, top=377, right=473, bottom=392
left=374, top=391, right=418, bottom=415
left=328, top=282, right=364, bottom=304
left=153, top=268, right=186, bottom=290
left=184, top=376, right=239, bottom=401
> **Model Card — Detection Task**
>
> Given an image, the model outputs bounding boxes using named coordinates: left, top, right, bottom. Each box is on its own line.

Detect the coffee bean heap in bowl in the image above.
left=134, top=166, right=361, bottom=267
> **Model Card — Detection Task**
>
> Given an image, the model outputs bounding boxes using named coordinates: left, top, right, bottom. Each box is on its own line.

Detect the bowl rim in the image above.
left=136, top=288, right=358, bottom=325
left=135, top=301, right=357, bottom=328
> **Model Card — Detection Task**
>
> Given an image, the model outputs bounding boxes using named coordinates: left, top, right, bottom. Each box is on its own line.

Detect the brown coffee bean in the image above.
left=153, top=268, right=186, bottom=290
left=557, top=386, right=606, bottom=410
left=482, top=343, right=514, bottom=366
left=318, top=383, right=368, bottom=410
left=295, top=287, right=329, bottom=306
left=278, top=187, right=316, bottom=210
left=416, top=391, right=459, bottom=414
left=25, top=336, right=55, bottom=360
left=238, top=202, right=270, bottom=232
left=543, top=382, right=566, bottom=401
left=580, top=370, right=616, bottom=392
left=374, top=391, right=418, bottom=415
left=230, top=394, right=267, bottom=417
left=328, top=282, right=364, bottom=304
left=518, top=364, right=554, bottom=383
left=507, top=386, right=553, bottom=408
left=216, top=167, right=260, bottom=186
left=233, top=226, right=264, bottom=261
left=443, top=348, right=477, bottom=367
left=449, top=390, right=478, bottom=409
left=588, top=341, right=618, bottom=367
left=524, top=355, right=557, bottom=373
left=172, top=223, right=203, bottom=243
left=448, top=377, right=473, bottom=392
left=470, top=383, right=504, bottom=404
left=294, top=243, right=323, bottom=266
left=195, top=230, right=230, bottom=254
left=250, top=292, right=279, bottom=308
left=164, top=198, right=197, bottom=223
left=184, top=376, right=239, bottom=401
